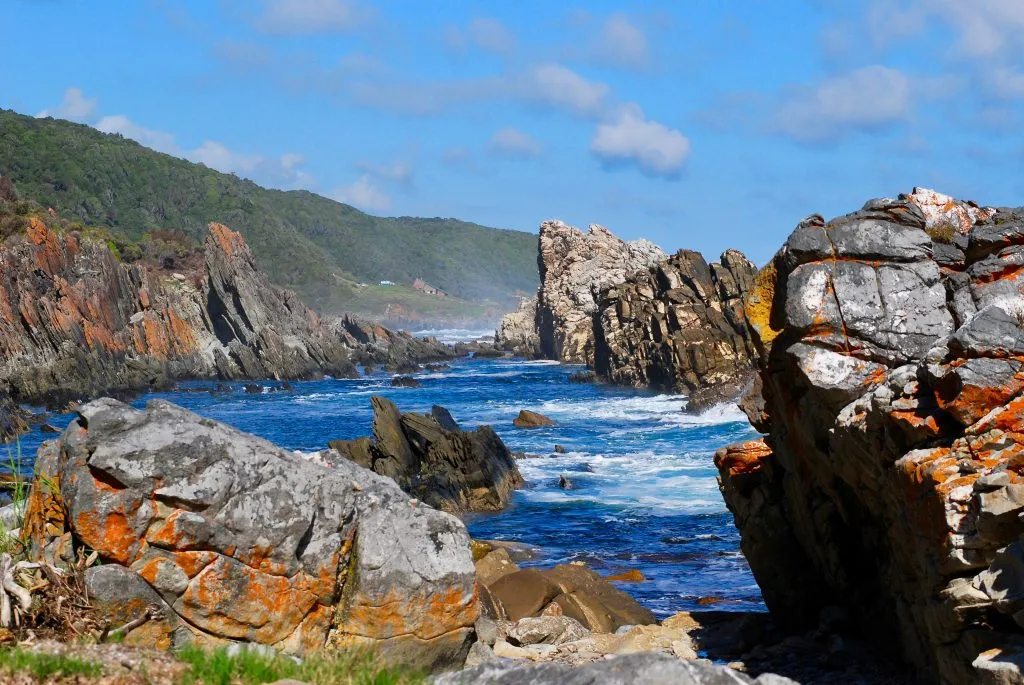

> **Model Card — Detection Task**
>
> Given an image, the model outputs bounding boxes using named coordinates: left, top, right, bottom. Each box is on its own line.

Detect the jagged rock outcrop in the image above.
left=24, top=399, right=478, bottom=669
left=594, top=248, right=759, bottom=411
left=716, top=187, right=1024, bottom=683
left=535, top=221, right=665, bottom=364
left=0, top=218, right=359, bottom=406
left=495, top=296, right=540, bottom=358
left=334, top=315, right=454, bottom=372
left=0, top=391, right=26, bottom=442
left=329, top=398, right=523, bottom=513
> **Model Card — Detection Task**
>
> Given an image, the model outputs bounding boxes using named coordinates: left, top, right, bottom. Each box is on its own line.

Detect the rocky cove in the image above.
left=2, top=187, right=1024, bottom=684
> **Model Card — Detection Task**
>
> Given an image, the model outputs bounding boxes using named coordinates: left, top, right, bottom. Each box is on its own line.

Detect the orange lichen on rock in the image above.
left=714, top=439, right=772, bottom=478
left=335, top=585, right=478, bottom=643
left=209, top=222, right=247, bottom=257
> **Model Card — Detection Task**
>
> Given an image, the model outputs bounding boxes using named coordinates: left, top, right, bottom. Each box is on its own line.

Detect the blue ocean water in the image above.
left=11, top=355, right=764, bottom=619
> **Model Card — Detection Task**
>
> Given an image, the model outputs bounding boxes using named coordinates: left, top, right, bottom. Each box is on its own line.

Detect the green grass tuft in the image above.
left=175, top=645, right=424, bottom=685
left=0, top=648, right=103, bottom=680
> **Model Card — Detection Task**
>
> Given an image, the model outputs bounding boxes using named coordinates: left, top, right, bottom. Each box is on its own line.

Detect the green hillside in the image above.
left=0, top=109, right=538, bottom=316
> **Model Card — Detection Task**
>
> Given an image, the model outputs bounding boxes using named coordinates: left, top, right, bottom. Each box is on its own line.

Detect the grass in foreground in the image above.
left=0, top=648, right=103, bottom=680
left=175, top=645, right=425, bottom=685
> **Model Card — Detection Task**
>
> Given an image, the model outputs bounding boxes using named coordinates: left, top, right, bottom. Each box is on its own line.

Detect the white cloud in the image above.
left=467, top=18, right=516, bottom=54
left=595, top=15, right=649, bottom=69
left=444, top=18, right=516, bottom=55
left=95, top=114, right=314, bottom=189
left=95, top=114, right=179, bottom=154
left=986, top=67, right=1024, bottom=99
left=523, top=64, right=610, bottom=116
left=773, top=65, right=912, bottom=143
left=36, top=87, right=98, bottom=122
left=489, top=128, right=542, bottom=157
left=254, top=0, right=369, bottom=35
left=331, top=174, right=391, bottom=212
left=350, top=63, right=609, bottom=118
left=356, top=160, right=414, bottom=186
left=590, top=104, right=690, bottom=176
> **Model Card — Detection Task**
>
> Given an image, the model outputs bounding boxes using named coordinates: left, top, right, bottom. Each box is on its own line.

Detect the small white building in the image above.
left=379, top=280, right=394, bottom=286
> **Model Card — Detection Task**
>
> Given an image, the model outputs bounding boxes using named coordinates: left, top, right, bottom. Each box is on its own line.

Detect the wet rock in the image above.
left=717, top=187, right=1024, bottom=683
left=513, top=410, right=555, bottom=428
left=554, top=444, right=567, bottom=454
left=329, top=397, right=523, bottom=513
left=390, top=375, right=421, bottom=388
left=594, top=249, right=759, bottom=413
left=243, top=383, right=263, bottom=394
left=568, top=371, right=597, bottom=384
left=604, top=570, right=646, bottom=583
left=558, top=475, right=574, bottom=490
left=432, top=651, right=799, bottom=684
left=336, top=315, right=454, bottom=373
left=24, top=399, right=478, bottom=669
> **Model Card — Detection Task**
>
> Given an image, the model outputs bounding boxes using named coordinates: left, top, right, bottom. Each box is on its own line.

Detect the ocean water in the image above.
left=11, top=356, right=764, bottom=618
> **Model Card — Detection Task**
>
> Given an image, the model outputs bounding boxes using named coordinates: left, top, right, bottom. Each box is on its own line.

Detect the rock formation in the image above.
left=495, top=296, right=541, bottom=358
left=496, top=219, right=759, bottom=408
left=534, top=220, right=665, bottom=364
left=24, top=399, right=478, bottom=669
left=594, top=249, right=759, bottom=411
left=0, top=217, right=449, bottom=407
left=329, top=398, right=523, bottom=513
left=434, top=651, right=797, bottom=684
left=716, top=187, right=1024, bottom=683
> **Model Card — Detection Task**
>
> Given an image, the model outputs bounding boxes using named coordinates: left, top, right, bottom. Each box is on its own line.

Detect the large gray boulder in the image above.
left=27, top=398, right=478, bottom=670
left=432, top=652, right=797, bottom=685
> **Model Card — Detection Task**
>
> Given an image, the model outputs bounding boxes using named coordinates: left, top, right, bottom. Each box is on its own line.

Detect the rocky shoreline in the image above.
left=496, top=219, right=761, bottom=411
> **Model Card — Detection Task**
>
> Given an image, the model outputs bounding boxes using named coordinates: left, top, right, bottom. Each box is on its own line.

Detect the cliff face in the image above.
left=594, top=248, right=759, bottom=411
left=716, top=188, right=1024, bottom=682
left=0, top=218, right=369, bottom=407
left=535, top=221, right=665, bottom=364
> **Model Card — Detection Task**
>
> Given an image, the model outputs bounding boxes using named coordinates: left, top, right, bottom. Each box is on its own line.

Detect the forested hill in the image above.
left=0, top=109, right=538, bottom=316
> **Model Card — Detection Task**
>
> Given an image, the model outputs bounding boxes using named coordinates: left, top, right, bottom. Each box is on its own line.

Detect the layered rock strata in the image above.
left=329, top=397, right=523, bottom=513
left=24, top=399, right=478, bottom=669
left=0, top=218, right=450, bottom=407
left=595, top=248, right=759, bottom=411
left=716, top=188, right=1024, bottom=683
left=0, top=218, right=353, bottom=405
left=535, top=220, right=665, bottom=364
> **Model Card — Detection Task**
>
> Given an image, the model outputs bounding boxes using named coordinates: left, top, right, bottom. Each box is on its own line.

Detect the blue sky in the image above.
left=4, top=0, right=1024, bottom=265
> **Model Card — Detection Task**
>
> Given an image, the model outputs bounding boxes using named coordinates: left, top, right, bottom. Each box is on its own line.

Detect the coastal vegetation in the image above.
left=0, top=109, right=538, bottom=319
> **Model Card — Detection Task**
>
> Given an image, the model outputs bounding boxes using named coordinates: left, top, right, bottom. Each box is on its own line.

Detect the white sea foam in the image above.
left=410, top=328, right=495, bottom=343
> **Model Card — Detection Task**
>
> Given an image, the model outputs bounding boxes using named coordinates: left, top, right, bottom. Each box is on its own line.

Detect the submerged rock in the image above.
left=329, top=397, right=523, bottom=513
left=23, top=398, right=478, bottom=669
left=717, top=187, right=1024, bottom=683
left=390, top=375, right=421, bottom=388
